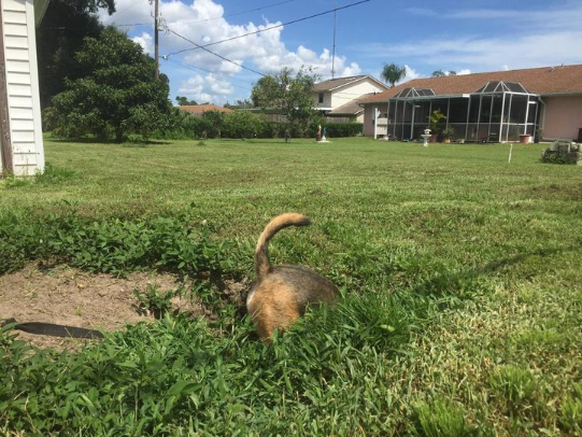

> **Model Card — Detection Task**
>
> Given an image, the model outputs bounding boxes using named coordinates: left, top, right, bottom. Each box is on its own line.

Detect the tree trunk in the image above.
left=115, top=127, right=124, bottom=143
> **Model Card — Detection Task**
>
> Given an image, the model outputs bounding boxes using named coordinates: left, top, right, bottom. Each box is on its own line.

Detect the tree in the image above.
left=37, top=0, right=116, bottom=110
left=381, top=63, right=406, bottom=87
left=432, top=70, right=456, bottom=77
left=251, top=67, right=317, bottom=134
left=224, top=111, right=258, bottom=139
left=200, top=110, right=226, bottom=138
left=49, top=27, right=171, bottom=142
left=176, top=96, right=198, bottom=106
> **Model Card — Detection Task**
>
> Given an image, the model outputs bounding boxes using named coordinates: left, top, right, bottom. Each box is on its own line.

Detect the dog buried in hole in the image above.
left=246, top=213, right=339, bottom=341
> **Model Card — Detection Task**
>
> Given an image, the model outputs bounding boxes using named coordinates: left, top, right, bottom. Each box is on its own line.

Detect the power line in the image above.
left=165, top=58, right=254, bottom=91
left=164, top=27, right=267, bottom=77
left=166, top=0, right=370, bottom=57
left=115, top=22, right=151, bottom=27
left=114, top=0, right=298, bottom=27
left=114, top=0, right=145, bottom=17
left=183, top=0, right=298, bottom=24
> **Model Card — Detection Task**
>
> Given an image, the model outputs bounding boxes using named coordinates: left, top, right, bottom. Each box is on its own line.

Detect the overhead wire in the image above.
left=183, top=0, right=298, bottom=24
left=114, top=0, right=298, bottom=27
left=165, top=58, right=254, bottom=91
left=163, top=27, right=268, bottom=77
left=166, top=0, right=370, bottom=57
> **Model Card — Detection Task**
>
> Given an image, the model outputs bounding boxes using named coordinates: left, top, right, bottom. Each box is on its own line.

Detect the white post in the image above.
left=373, top=107, right=379, bottom=140
left=410, top=104, right=416, bottom=140
left=488, top=95, right=495, bottom=140
left=523, top=98, right=531, bottom=135
left=476, top=95, right=482, bottom=141
left=393, top=100, right=398, bottom=138
left=465, top=97, right=471, bottom=140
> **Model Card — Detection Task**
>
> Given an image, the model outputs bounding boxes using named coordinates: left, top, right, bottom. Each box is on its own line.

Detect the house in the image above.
left=358, top=64, right=582, bottom=142
left=313, top=75, right=388, bottom=123
left=178, top=104, right=233, bottom=117
left=1, top=0, right=49, bottom=177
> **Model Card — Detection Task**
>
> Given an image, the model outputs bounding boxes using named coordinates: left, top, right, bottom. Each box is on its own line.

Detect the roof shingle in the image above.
left=314, top=75, right=388, bottom=92
left=358, top=64, right=582, bottom=104
left=178, top=104, right=233, bottom=114
left=328, top=100, right=364, bottom=116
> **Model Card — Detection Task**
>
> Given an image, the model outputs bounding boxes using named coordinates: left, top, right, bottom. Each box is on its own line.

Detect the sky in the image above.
left=97, top=0, right=582, bottom=105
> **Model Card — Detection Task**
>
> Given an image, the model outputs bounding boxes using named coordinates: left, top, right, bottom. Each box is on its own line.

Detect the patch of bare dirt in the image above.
left=0, top=263, right=206, bottom=351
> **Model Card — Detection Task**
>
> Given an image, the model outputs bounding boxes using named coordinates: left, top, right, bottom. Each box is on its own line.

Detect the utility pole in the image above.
left=154, top=0, right=159, bottom=78
left=331, top=5, right=337, bottom=79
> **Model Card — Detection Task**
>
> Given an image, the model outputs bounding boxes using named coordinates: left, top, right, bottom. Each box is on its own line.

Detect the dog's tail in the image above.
left=255, top=213, right=311, bottom=281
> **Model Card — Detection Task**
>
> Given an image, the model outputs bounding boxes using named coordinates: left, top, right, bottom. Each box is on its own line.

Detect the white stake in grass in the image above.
left=508, top=144, right=513, bottom=163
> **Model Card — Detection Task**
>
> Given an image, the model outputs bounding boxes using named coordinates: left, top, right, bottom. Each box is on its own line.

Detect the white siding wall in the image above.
left=1, top=0, right=44, bottom=176
left=330, top=79, right=386, bottom=109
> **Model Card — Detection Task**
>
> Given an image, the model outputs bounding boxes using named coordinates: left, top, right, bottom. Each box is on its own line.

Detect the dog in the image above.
left=246, top=213, right=339, bottom=341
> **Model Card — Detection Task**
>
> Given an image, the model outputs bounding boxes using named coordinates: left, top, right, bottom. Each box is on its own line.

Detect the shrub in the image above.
left=149, top=109, right=362, bottom=140
left=0, top=211, right=229, bottom=276
left=223, top=111, right=259, bottom=139
left=321, top=122, right=363, bottom=138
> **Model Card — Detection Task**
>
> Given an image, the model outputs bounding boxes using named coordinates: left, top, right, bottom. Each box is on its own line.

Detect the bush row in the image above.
left=154, top=109, right=363, bottom=140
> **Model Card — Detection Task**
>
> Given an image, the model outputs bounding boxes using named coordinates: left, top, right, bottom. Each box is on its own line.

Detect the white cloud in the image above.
left=178, top=73, right=234, bottom=104
left=412, top=2, right=582, bottom=30
left=398, top=65, right=420, bottom=84
left=457, top=69, right=471, bottom=75
left=131, top=32, right=153, bottom=55
left=357, top=29, right=582, bottom=72
left=100, top=0, right=362, bottom=102
left=360, top=2, right=582, bottom=74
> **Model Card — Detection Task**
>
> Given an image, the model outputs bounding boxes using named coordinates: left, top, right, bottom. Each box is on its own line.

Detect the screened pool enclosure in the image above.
left=383, top=81, right=540, bottom=142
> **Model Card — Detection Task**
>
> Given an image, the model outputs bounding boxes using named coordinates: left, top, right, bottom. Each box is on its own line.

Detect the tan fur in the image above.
left=247, top=213, right=338, bottom=341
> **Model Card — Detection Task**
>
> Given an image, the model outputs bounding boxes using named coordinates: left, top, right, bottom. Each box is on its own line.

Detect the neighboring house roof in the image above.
left=179, top=104, right=233, bottom=114
left=328, top=100, right=364, bottom=116
left=358, top=64, right=582, bottom=104
left=314, top=75, right=389, bottom=92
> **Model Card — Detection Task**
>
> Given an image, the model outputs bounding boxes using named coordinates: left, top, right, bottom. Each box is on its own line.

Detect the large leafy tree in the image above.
left=37, top=0, right=116, bottom=109
left=251, top=67, right=317, bottom=134
left=381, top=63, right=406, bottom=88
left=49, top=27, right=171, bottom=142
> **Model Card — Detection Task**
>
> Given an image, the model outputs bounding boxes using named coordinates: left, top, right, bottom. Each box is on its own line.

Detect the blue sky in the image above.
left=98, top=0, right=582, bottom=105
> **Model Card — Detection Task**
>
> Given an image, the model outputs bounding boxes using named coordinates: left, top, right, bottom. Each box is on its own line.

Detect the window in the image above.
left=318, top=92, right=324, bottom=104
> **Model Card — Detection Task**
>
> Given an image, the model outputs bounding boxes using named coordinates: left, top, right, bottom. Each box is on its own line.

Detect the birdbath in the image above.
left=421, top=128, right=432, bottom=147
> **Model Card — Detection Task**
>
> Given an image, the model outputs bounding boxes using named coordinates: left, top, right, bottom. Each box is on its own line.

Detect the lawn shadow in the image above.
left=47, top=137, right=172, bottom=147
left=414, top=243, right=582, bottom=298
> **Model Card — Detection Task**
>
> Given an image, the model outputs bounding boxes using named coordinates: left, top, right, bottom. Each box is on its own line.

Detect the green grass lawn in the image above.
left=1, top=136, right=581, bottom=436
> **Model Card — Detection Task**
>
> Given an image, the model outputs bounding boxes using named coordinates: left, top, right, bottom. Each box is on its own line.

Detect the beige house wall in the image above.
left=330, top=78, right=386, bottom=109
left=363, top=103, right=387, bottom=136
left=313, top=77, right=387, bottom=112
left=313, top=91, right=332, bottom=109
left=542, top=95, right=582, bottom=141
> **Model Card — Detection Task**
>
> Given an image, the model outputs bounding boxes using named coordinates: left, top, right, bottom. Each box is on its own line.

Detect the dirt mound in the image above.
left=0, top=264, right=205, bottom=350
